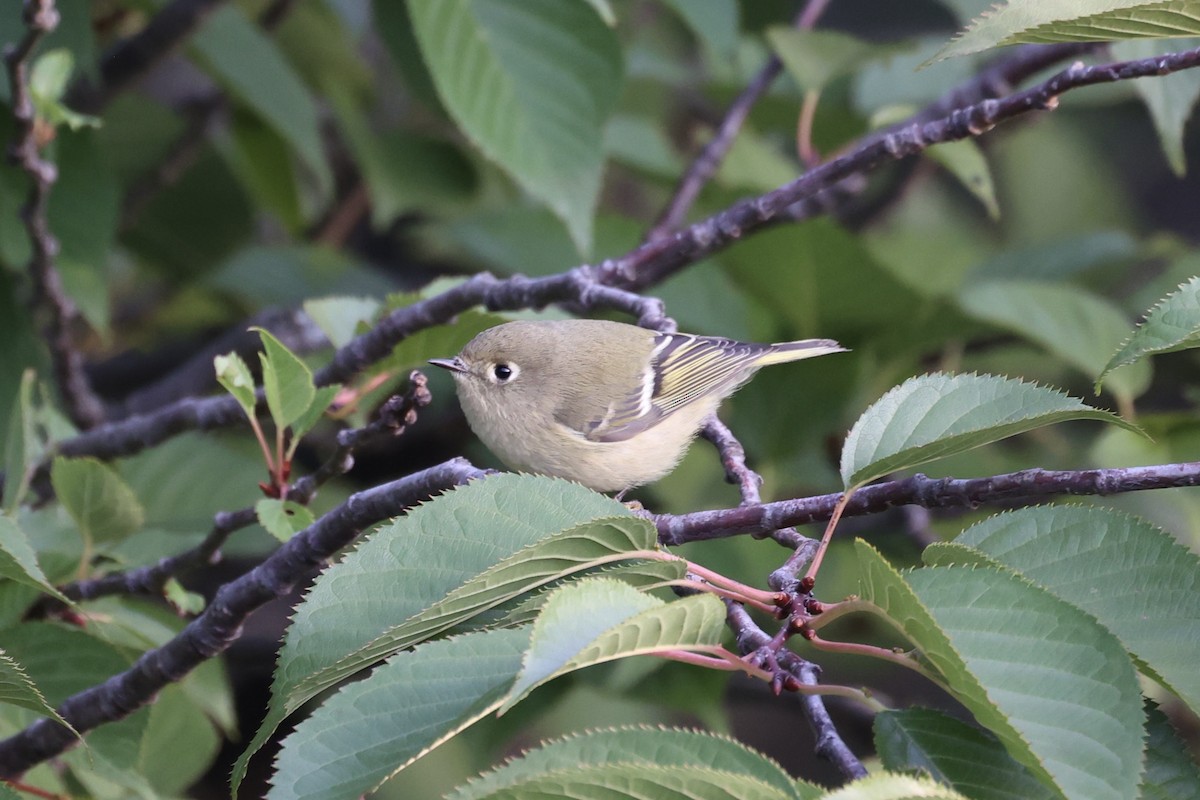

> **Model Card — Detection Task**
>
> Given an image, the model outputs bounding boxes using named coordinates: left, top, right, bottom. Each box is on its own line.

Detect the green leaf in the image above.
left=0, top=517, right=69, bottom=604
left=874, top=708, right=1056, bottom=800
left=958, top=280, right=1153, bottom=402
left=407, top=0, right=623, bottom=253
left=1099, top=274, right=1200, bottom=388
left=817, top=772, right=972, bottom=799
left=255, top=327, right=316, bottom=430
left=966, top=232, right=1139, bottom=283
left=935, top=0, right=1200, bottom=62
left=0, top=649, right=68, bottom=728
left=226, top=109, right=304, bottom=231
left=190, top=6, right=331, bottom=196
left=925, top=139, right=1000, bottom=219
left=839, top=372, right=1141, bottom=489
left=327, top=83, right=479, bottom=224
left=214, top=351, right=257, bottom=420
left=658, top=0, right=740, bottom=61
left=162, top=577, right=206, bottom=615
left=3, top=370, right=38, bottom=512
left=293, top=515, right=657, bottom=706
left=254, top=499, right=315, bottom=543
left=1114, top=37, right=1200, bottom=175
left=302, top=296, right=381, bottom=349
left=50, top=457, right=145, bottom=546
left=29, top=49, right=73, bottom=103
left=266, top=627, right=532, bottom=800
left=945, top=505, right=1200, bottom=715
left=448, top=763, right=798, bottom=800
left=445, top=726, right=819, bottom=800
left=233, top=474, right=630, bottom=791
left=858, top=542, right=1146, bottom=800
left=287, top=384, right=339, bottom=449
left=767, top=27, right=878, bottom=92
left=30, top=50, right=100, bottom=131
left=503, top=577, right=726, bottom=711
left=1141, top=700, right=1200, bottom=800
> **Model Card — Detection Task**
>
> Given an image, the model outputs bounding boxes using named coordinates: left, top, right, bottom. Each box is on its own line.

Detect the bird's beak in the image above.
left=428, top=356, right=468, bottom=374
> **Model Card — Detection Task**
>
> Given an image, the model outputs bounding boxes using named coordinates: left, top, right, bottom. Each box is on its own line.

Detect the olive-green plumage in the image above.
left=430, top=319, right=844, bottom=492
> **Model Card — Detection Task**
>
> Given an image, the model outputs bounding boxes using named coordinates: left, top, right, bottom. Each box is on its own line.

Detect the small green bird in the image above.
left=430, top=319, right=845, bottom=493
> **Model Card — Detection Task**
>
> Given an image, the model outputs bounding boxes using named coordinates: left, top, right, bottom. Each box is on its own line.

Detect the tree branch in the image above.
left=4, top=0, right=106, bottom=430
left=0, top=457, right=487, bottom=778
left=67, top=0, right=228, bottom=114
left=602, top=44, right=1200, bottom=290
left=39, top=45, right=1200, bottom=468
left=54, top=271, right=672, bottom=462
left=656, top=462, right=1200, bottom=545
left=726, top=602, right=867, bottom=781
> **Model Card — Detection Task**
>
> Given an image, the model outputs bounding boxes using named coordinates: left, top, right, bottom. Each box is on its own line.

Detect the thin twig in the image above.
left=645, top=0, right=834, bottom=241
left=656, top=462, right=1200, bottom=545
left=67, top=0, right=228, bottom=114
left=0, top=458, right=487, bottom=777
left=727, top=602, right=867, bottom=781
left=603, top=45, right=1200, bottom=291
left=4, top=0, right=107, bottom=429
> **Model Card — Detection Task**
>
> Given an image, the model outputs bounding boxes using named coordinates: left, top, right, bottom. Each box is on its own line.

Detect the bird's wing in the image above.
left=580, top=334, right=770, bottom=443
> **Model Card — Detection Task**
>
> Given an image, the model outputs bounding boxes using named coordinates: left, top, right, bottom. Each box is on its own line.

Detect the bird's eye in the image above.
left=493, top=363, right=514, bottom=381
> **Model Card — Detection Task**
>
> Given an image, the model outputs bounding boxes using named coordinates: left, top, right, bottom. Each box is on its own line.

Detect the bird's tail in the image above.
left=755, top=338, right=847, bottom=366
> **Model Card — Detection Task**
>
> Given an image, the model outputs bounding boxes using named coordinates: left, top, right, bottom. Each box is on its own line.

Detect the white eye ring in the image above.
left=489, top=362, right=519, bottom=383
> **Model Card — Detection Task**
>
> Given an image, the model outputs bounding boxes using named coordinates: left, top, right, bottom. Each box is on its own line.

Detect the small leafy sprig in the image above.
left=215, top=329, right=339, bottom=540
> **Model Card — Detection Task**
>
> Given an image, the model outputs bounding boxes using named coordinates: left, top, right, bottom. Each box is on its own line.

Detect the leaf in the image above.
left=966, top=231, right=1139, bottom=283
left=29, top=49, right=73, bottom=102
left=958, top=280, right=1153, bottom=402
left=657, top=0, right=740, bottom=61
left=874, top=708, right=1056, bottom=800
left=162, top=577, right=205, bottom=615
left=3, top=370, right=38, bottom=512
left=0, top=517, right=69, bottom=603
left=446, top=763, right=798, bottom=800
left=1114, top=37, right=1200, bottom=175
left=213, top=351, right=257, bottom=420
left=858, top=542, right=1146, bottom=800
left=839, top=372, right=1141, bottom=489
left=925, top=139, right=1000, bottom=219
left=1141, top=699, right=1200, bottom=800
left=935, top=0, right=1200, bottom=62
left=255, top=327, right=316, bottom=430
left=944, top=505, right=1200, bottom=715
left=190, top=6, right=331, bottom=196
left=292, top=515, right=658, bottom=706
left=266, top=627, right=532, bottom=800
left=326, top=83, right=479, bottom=224
left=30, top=51, right=99, bottom=131
left=50, top=457, right=145, bottom=546
left=0, top=649, right=68, bottom=728
left=502, top=577, right=726, bottom=711
left=302, top=296, right=380, bottom=349
left=286, top=385, right=340, bottom=455
left=406, top=0, right=623, bottom=253
left=445, top=727, right=817, bottom=800
left=1099, top=274, right=1200, bottom=388
left=233, top=474, right=630, bottom=791
left=255, top=499, right=315, bottom=543
left=768, top=27, right=879, bottom=92
left=818, top=772, right=972, bottom=799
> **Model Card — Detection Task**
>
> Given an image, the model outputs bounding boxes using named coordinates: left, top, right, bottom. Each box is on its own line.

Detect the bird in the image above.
left=429, top=319, right=845, bottom=493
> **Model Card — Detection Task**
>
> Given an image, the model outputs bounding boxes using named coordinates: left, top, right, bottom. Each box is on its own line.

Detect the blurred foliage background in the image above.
left=2, top=0, right=1200, bottom=796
